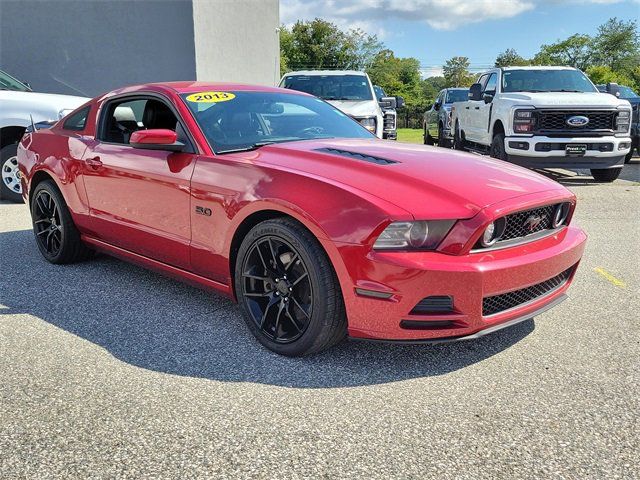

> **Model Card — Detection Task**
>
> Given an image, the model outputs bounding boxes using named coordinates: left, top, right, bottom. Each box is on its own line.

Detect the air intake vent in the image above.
left=315, top=147, right=398, bottom=165
left=410, top=295, right=454, bottom=315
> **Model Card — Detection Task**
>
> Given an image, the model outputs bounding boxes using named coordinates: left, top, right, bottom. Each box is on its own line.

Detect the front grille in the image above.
left=501, top=204, right=556, bottom=241
left=482, top=267, right=574, bottom=316
left=383, top=112, right=396, bottom=131
left=535, top=110, right=616, bottom=135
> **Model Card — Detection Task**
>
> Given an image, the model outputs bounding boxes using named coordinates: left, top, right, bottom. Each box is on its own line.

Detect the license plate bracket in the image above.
left=566, top=144, right=587, bottom=156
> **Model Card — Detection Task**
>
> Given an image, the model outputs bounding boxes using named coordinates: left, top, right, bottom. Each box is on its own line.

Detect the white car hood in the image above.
left=326, top=99, right=379, bottom=117
left=499, top=91, right=628, bottom=109
left=0, top=90, right=89, bottom=127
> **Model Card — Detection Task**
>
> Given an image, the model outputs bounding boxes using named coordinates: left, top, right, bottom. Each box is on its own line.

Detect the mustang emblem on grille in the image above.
left=523, top=215, right=544, bottom=232
left=566, top=115, right=589, bottom=127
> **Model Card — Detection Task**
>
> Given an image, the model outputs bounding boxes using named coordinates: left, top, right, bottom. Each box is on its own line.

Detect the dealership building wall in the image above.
left=0, top=0, right=280, bottom=97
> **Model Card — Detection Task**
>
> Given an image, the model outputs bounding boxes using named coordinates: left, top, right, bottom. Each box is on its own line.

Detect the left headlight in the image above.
left=373, top=220, right=455, bottom=250
left=358, top=117, right=377, bottom=133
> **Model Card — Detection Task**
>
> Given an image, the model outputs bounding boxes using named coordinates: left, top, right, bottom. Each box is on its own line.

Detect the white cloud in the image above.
left=280, top=0, right=637, bottom=31
left=420, top=66, right=444, bottom=78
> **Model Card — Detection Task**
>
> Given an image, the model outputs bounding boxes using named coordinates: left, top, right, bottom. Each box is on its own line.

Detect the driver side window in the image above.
left=483, top=73, right=497, bottom=95
left=101, top=97, right=178, bottom=145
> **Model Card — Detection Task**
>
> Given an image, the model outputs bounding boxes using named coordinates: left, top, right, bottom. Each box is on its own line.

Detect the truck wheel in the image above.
left=453, top=123, right=465, bottom=151
left=424, top=126, right=434, bottom=145
left=625, top=149, right=634, bottom=163
left=437, top=126, right=450, bottom=148
left=1, top=144, right=24, bottom=203
left=591, top=168, right=622, bottom=182
left=490, top=133, right=508, bottom=161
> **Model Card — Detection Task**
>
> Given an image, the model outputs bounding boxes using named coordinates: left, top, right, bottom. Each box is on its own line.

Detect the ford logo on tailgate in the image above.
left=566, top=115, right=589, bottom=127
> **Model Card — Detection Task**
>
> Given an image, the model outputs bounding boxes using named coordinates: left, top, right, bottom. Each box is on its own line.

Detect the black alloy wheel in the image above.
left=235, top=218, right=346, bottom=356
left=33, top=188, right=63, bottom=258
left=241, top=235, right=313, bottom=344
left=490, top=133, right=509, bottom=161
left=30, top=180, right=93, bottom=264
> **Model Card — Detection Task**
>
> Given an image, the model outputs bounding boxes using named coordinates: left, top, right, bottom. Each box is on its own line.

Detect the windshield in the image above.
left=445, top=90, right=469, bottom=103
left=181, top=91, right=375, bottom=154
left=0, top=70, right=30, bottom=91
left=502, top=69, right=597, bottom=93
left=281, top=74, right=373, bottom=101
left=618, top=86, right=639, bottom=99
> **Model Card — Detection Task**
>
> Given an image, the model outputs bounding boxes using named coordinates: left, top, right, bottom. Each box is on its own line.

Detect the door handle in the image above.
left=475, top=106, right=480, bottom=110
left=465, top=106, right=469, bottom=110
left=86, top=157, right=103, bottom=169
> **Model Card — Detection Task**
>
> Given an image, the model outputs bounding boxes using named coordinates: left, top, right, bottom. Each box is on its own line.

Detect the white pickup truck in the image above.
left=1, top=69, right=88, bottom=201
left=279, top=70, right=403, bottom=140
left=450, top=66, right=633, bottom=182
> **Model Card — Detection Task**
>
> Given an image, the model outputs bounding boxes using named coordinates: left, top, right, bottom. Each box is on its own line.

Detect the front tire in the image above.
left=1, top=144, right=24, bottom=203
left=490, top=133, right=509, bottom=161
left=591, top=168, right=622, bottom=182
left=424, top=126, right=434, bottom=145
left=437, top=125, right=450, bottom=148
left=453, top=122, right=465, bottom=151
left=234, top=218, right=347, bottom=356
left=30, top=180, right=93, bottom=264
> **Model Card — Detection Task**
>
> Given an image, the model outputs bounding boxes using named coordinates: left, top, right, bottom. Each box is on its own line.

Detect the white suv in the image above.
left=279, top=70, right=402, bottom=140
left=450, top=66, right=632, bottom=182
left=1, top=69, right=88, bottom=201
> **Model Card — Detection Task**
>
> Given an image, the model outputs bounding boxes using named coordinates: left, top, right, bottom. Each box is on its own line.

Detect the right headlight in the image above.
left=373, top=220, right=455, bottom=250
left=616, top=109, right=631, bottom=133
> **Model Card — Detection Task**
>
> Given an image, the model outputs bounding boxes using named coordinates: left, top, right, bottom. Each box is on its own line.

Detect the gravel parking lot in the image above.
left=1, top=161, right=639, bottom=479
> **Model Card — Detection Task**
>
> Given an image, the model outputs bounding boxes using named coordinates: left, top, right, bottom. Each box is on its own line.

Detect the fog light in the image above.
left=552, top=203, right=570, bottom=228
left=618, top=142, right=631, bottom=150
left=480, top=217, right=507, bottom=248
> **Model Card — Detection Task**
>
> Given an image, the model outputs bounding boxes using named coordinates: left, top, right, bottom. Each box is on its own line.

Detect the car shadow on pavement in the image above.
left=536, top=158, right=640, bottom=185
left=0, top=228, right=534, bottom=388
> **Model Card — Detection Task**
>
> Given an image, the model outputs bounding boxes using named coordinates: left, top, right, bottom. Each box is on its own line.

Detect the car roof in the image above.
left=283, top=70, right=367, bottom=76
left=501, top=66, right=577, bottom=71
left=100, top=81, right=306, bottom=98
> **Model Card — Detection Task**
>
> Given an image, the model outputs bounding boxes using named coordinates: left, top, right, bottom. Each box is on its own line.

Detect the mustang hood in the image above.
left=255, top=139, right=567, bottom=219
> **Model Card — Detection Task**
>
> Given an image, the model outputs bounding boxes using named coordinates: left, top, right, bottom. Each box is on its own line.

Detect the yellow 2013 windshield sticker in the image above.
left=186, top=92, right=236, bottom=103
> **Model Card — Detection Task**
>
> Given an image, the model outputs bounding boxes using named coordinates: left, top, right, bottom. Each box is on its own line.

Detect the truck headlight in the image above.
left=616, top=110, right=631, bottom=133
left=358, top=117, right=377, bottom=133
left=373, top=220, right=455, bottom=250
left=513, top=109, right=536, bottom=133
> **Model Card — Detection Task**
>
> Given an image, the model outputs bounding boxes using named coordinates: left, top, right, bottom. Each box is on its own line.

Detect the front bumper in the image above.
left=334, top=223, right=586, bottom=342
left=504, top=134, right=630, bottom=169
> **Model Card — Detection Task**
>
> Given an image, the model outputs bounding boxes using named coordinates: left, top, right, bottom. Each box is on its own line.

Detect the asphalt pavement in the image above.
left=1, top=160, right=639, bottom=479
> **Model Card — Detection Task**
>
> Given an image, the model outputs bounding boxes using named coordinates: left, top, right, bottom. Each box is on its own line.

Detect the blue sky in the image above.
left=280, top=0, right=640, bottom=76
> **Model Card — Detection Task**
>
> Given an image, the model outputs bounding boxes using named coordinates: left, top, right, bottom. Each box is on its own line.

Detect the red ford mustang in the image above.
left=17, top=82, right=587, bottom=356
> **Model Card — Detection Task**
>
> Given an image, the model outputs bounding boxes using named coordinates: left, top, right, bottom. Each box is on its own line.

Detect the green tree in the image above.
left=586, top=65, right=635, bottom=89
left=421, top=76, right=447, bottom=103
left=495, top=49, right=528, bottom=67
left=533, top=34, right=593, bottom=70
left=593, top=17, right=639, bottom=71
left=442, top=57, right=475, bottom=87
left=279, top=19, right=384, bottom=74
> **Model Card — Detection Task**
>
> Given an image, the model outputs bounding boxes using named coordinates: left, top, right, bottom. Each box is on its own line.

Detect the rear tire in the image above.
left=30, top=180, right=94, bottom=264
left=1, top=144, right=24, bottom=203
left=490, top=133, right=509, bottom=161
left=591, top=168, right=622, bottom=183
left=234, top=218, right=347, bottom=356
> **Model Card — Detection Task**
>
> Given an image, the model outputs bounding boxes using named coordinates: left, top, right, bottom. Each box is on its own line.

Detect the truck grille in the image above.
left=383, top=112, right=396, bottom=131
left=535, top=110, right=616, bottom=135
left=482, top=266, right=574, bottom=316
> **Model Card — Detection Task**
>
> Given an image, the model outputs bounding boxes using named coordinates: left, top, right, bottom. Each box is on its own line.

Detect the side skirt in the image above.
left=81, top=235, right=233, bottom=299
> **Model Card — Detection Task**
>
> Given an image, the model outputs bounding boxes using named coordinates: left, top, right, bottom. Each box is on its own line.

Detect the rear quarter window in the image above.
left=62, top=106, right=90, bottom=131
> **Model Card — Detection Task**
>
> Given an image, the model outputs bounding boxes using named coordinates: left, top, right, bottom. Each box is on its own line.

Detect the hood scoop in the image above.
left=314, top=147, right=398, bottom=165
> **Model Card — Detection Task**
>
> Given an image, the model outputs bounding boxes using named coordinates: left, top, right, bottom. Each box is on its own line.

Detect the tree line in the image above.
left=280, top=17, right=639, bottom=128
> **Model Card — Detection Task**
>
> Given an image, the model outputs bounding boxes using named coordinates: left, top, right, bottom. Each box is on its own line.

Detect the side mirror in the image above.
left=379, top=96, right=397, bottom=109
left=130, top=129, right=184, bottom=152
left=469, top=83, right=483, bottom=101
left=606, top=82, right=620, bottom=98
left=395, top=96, right=404, bottom=109
left=434, top=102, right=441, bottom=111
